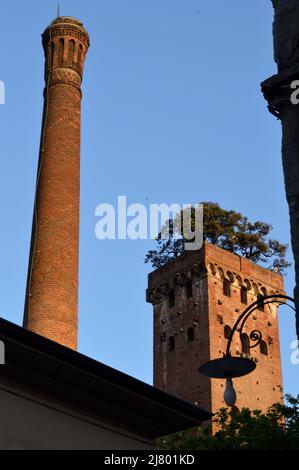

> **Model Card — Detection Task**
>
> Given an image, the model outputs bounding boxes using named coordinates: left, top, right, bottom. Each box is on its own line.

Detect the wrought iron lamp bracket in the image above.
left=226, top=294, right=295, bottom=357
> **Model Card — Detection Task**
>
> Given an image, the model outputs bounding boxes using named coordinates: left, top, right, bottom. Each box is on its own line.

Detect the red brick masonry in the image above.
left=23, top=17, right=90, bottom=350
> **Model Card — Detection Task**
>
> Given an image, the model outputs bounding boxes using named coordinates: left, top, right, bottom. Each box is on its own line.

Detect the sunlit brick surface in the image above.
left=23, top=17, right=90, bottom=350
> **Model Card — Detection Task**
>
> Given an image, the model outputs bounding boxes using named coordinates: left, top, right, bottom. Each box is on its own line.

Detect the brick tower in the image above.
left=147, top=242, right=284, bottom=414
left=23, top=17, right=90, bottom=350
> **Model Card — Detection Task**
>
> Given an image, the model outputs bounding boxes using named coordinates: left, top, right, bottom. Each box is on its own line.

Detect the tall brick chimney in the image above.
left=23, top=17, right=90, bottom=350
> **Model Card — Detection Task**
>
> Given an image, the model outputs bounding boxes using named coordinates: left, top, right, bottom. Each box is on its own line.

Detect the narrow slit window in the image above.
left=68, top=39, right=75, bottom=66
left=224, top=325, right=231, bottom=340
left=241, top=286, right=248, bottom=305
left=186, top=280, right=193, bottom=299
left=50, top=42, right=55, bottom=67
left=223, top=278, right=231, bottom=297
left=241, top=333, right=250, bottom=355
left=257, top=294, right=265, bottom=311
left=77, top=44, right=83, bottom=68
left=168, top=290, right=175, bottom=308
left=187, top=327, right=194, bottom=343
left=169, top=336, right=175, bottom=352
left=260, top=341, right=268, bottom=356
left=58, top=38, right=64, bottom=66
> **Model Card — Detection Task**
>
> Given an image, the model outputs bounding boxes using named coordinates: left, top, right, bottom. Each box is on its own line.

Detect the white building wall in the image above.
left=0, top=385, right=153, bottom=450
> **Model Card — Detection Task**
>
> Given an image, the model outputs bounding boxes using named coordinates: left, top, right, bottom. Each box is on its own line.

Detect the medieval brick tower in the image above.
left=23, top=17, right=90, bottom=350
left=147, top=242, right=284, bottom=414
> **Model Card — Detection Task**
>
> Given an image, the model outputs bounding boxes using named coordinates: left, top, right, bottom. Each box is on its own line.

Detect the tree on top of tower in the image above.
left=145, top=202, right=290, bottom=274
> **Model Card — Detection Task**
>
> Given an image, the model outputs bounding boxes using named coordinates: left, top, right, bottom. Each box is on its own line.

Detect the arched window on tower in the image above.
left=77, top=44, right=83, bottom=69
left=224, top=325, right=231, bottom=340
left=187, top=327, right=194, bottom=343
left=68, top=39, right=75, bottom=66
left=58, top=38, right=64, bottom=66
left=50, top=41, right=55, bottom=67
left=241, top=333, right=250, bottom=355
left=168, top=336, right=175, bottom=352
left=260, top=340, right=268, bottom=356
left=223, top=278, right=231, bottom=297
left=241, top=286, right=248, bottom=305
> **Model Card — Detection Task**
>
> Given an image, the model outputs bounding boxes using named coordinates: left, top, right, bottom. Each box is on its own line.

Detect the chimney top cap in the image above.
left=49, top=16, right=84, bottom=28
left=43, top=16, right=90, bottom=47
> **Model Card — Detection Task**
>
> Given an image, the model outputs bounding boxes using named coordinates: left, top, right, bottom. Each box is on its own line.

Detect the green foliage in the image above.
left=157, top=395, right=299, bottom=450
left=145, top=202, right=290, bottom=273
left=145, top=219, right=185, bottom=269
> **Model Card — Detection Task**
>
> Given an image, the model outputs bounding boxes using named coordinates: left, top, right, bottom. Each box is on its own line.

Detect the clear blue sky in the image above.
left=0, top=0, right=297, bottom=397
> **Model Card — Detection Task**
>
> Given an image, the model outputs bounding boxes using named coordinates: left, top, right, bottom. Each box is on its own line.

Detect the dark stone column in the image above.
left=262, top=0, right=299, bottom=339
